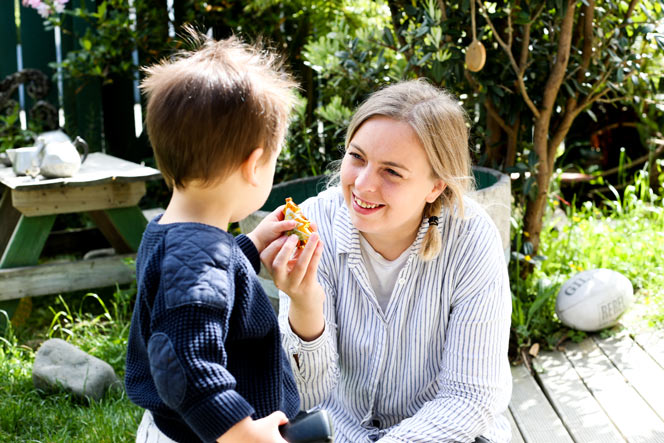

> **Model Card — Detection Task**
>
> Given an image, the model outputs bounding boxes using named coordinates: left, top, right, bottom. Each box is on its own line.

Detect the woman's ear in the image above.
left=425, top=179, right=447, bottom=203
left=241, top=147, right=265, bottom=186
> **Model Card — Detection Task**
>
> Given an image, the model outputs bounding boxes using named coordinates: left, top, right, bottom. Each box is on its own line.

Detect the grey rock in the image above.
left=32, top=338, right=121, bottom=401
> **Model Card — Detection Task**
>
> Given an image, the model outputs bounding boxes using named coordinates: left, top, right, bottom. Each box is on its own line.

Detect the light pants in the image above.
left=136, top=410, right=179, bottom=443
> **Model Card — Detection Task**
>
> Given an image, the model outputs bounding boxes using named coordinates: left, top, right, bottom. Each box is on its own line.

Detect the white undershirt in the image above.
left=358, top=234, right=411, bottom=313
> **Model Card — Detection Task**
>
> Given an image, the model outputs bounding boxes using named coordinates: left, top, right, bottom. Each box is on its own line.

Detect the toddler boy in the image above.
left=125, top=31, right=302, bottom=443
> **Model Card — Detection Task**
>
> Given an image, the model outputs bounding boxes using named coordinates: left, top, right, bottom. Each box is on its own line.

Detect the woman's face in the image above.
left=340, top=116, right=445, bottom=250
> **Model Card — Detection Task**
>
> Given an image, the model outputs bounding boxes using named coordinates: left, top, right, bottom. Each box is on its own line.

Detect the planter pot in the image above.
left=241, top=167, right=511, bottom=306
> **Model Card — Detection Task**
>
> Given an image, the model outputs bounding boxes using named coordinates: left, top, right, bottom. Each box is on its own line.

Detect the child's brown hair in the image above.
left=141, top=30, right=297, bottom=189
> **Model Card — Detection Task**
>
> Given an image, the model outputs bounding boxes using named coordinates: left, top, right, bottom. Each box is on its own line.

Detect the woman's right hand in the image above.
left=216, top=412, right=288, bottom=443
left=261, top=232, right=325, bottom=341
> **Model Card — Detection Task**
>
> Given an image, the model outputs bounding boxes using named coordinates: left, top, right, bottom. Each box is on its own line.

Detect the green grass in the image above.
left=0, top=287, right=142, bottom=443
left=510, top=169, right=664, bottom=351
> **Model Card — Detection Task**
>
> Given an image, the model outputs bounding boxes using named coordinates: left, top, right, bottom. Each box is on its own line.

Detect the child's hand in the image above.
left=216, top=412, right=288, bottom=443
left=261, top=232, right=325, bottom=341
left=247, top=205, right=297, bottom=253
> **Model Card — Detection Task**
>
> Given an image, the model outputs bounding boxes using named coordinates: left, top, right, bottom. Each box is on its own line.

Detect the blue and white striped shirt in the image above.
left=279, top=187, right=512, bottom=443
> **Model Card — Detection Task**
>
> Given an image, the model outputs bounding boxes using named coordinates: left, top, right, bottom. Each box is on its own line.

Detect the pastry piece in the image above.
left=283, top=197, right=313, bottom=248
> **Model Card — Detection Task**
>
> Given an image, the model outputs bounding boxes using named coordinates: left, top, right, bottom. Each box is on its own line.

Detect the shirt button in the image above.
left=398, top=278, right=406, bottom=285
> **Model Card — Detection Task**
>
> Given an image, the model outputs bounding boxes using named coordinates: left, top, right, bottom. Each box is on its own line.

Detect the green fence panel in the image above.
left=18, top=4, right=58, bottom=117
left=0, top=1, right=18, bottom=81
left=59, top=0, right=103, bottom=152
left=101, top=76, right=138, bottom=160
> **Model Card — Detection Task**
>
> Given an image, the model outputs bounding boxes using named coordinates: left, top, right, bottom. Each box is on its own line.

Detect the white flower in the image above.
left=36, top=3, right=52, bottom=17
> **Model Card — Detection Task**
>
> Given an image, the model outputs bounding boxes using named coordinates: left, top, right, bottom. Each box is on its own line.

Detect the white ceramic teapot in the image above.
left=36, top=131, right=89, bottom=178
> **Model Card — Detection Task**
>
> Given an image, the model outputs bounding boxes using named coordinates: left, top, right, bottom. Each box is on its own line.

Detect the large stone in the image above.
left=32, top=338, right=121, bottom=401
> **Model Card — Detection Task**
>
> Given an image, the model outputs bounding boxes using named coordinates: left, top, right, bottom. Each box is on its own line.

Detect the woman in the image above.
left=262, top=80, right=512, bottom=442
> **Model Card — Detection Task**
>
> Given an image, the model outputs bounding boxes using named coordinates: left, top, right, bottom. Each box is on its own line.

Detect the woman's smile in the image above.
left=352, top=193, right=385, bottom=212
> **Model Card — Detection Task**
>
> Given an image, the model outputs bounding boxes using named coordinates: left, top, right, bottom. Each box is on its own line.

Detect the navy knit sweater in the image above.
left=125, top=216, right=300, bottom=442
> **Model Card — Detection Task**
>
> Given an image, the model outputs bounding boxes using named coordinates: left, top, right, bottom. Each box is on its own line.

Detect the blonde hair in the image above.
left=344, top=79, right=474, bottom=261
left=141, top=30, right=297, bottom=189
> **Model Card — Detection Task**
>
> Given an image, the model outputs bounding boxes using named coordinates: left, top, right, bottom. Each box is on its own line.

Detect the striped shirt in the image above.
left=278, top=187, right=512, bottom=443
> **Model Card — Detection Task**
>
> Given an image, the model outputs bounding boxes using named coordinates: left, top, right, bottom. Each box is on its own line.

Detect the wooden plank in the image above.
left=535, top=350, right=624, bottom=442
left=11, top=181, right=146, bottom=216
left=564, top=337, right=664, bottom=442
left=509, top=364, right=574, bottom=443
left=507, top=409, right=526, bottom=443
left=0, top=253, right=136, bottom=301
left=634, top=330, right=664, bottom=370
left=0, top=153, right=161, bottom=191
left=0, top=0, right=18, bottom=80
left=594, top=333, right=664, bottom=422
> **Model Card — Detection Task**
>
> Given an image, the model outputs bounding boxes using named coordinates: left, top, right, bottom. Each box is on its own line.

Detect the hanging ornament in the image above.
left=465, top=0, right=486, bottom=72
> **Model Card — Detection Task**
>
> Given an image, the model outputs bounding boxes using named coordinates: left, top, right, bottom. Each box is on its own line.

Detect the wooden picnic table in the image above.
left=510, top=330, right=664, bottom=442
left=0, top=153, right=161, bottom=324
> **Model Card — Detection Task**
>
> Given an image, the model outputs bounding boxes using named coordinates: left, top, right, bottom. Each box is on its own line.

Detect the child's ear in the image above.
left=241, top=147, right=265, bottom=186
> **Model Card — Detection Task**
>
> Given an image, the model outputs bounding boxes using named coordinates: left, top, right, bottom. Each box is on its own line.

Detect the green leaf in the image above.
left=382, top=27, right=396, bottom=47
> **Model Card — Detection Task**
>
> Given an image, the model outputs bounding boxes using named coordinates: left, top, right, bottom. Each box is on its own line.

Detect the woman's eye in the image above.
left=349, top=152, right=362, bottom=160
left=386, top=168, right=402, bottom=178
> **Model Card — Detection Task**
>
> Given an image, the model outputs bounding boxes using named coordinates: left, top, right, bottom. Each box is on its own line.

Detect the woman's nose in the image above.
left=355, top=167, right=377, bottom=192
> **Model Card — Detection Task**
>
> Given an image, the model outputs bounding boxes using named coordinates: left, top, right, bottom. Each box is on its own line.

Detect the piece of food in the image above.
left=283, top=197, right=313, bottom=248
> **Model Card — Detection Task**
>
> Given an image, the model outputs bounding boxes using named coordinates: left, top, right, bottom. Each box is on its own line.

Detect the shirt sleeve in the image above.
left=149, top=303, right=254, bottom=442
left=278, top=269, right=341, bottom=409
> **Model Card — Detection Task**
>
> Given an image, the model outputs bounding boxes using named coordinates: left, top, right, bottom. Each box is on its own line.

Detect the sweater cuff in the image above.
left=183, top=390, right=255, bottom=442
left=235, top=234, right=261, bottom=274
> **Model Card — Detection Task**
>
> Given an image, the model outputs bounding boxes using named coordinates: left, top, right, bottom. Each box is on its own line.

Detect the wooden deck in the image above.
left=509, top=330, right=664, bottom=442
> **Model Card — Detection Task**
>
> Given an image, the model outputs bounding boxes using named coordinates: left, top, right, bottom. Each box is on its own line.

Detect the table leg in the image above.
left=88, top=206, right=147, bottom=253
left=0, top=214, right=56, bottom=332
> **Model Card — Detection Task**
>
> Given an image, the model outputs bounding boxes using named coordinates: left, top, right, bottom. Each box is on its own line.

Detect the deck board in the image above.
left=564, top=337, right=664, bottom=442
left=534, top=350, right=623, bottom=442
left=507, top=409, right=525, bottom=443
left=594, top=332, right=664, bottom=422
left=509, top=364, right=574, bottom=443
left=633, top=330, right=664, bottom=370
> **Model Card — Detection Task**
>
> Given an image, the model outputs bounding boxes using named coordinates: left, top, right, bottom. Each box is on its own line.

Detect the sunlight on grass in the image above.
left=0, top=287, right=142, bottom=443
left=539, top=172, right=664, bottom=332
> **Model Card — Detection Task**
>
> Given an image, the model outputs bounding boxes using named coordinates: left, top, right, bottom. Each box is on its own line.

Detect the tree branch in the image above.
left=476, top=0, right=540, bottom=118
left=577, top=0, right=595, bottom=83
left=540, top=0, right=578, bottom=122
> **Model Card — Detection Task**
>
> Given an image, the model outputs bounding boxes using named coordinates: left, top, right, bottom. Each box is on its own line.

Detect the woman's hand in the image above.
left=261, top=232, right=325, bottom=341
left=216, top=412, right=288, bottom=443
left=247, top=205, right=297, bottom=253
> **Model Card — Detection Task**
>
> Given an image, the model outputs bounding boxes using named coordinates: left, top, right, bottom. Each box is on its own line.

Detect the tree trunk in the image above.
left=523, top=119, right=553, bottom=253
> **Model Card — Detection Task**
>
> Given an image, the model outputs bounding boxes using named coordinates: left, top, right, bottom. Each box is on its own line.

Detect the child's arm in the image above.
left=217, top=412, right=288, bottom=443
left=247, top=205, right=297, bottom=253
